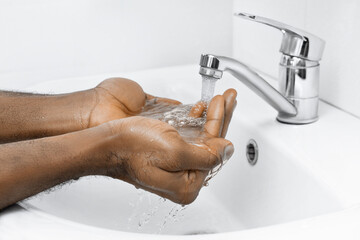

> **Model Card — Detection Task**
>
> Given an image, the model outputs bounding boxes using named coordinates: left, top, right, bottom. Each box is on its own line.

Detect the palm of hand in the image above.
left=88, top=78, right=181, bottom=127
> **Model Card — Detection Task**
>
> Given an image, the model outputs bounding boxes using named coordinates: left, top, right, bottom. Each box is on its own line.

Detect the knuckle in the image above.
left=172, top=189, right=198, bottom=205
left=179, top=190, right=199, bottom=205
left=174, top=172, right=203, bottom=205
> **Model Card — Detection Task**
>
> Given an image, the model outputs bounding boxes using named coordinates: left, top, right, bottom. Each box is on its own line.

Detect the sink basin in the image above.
left=1, top=65, right=360, bottom=239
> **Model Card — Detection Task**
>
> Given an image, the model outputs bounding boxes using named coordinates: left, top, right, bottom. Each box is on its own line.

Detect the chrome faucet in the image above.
left=199, top=13, right=325, bottom=124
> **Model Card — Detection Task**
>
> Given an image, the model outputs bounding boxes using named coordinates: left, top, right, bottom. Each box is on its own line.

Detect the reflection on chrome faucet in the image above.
left=199, top=12, right=325, bottom=124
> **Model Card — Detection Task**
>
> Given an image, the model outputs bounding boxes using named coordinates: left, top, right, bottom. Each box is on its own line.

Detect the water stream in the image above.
left=127, top=190, right=188, bottom=234
left=131, top=75, right=223, bottom=233
left=201, top=75, right=218, bottom=103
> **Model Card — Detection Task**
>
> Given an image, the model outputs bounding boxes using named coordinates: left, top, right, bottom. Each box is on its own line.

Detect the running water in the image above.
left=201, top=75, right=218, bottom=102
left=127, top=190, right=167, bottom=231
left=130, top=76, right=226, bottom=232
left=157, top=204, right=188, bottom=234
left=127, top=189, right=188, bottom=234
left=199, top=75, right=227, bottom=185
left=139, top=75, right=229, bottom=187
left=140, top=75, right=218, bottom=143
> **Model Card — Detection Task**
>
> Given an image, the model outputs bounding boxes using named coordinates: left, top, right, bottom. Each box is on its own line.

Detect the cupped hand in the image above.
left=189, top=88, right=237, bottom=138
left=87, top=78, right=181, bottom=127
left=98, top=89, right=237, bottom=205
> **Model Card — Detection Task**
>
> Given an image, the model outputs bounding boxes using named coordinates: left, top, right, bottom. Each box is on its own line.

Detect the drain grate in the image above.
left=246, top=139, right=258, bottom=166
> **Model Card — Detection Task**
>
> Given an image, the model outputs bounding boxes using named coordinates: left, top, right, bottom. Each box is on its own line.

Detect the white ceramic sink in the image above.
left=1, top=65, right=360, bottom=239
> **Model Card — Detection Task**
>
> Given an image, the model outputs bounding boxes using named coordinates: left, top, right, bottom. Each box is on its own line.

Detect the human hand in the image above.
left=86, top=78, right=181, bottom=127
left=95, top=90, right=237, bottom=205
left=189, top=88, right=237, bottom=138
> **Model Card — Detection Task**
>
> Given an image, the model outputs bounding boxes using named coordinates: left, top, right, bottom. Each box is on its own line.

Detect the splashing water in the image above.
left=129, top=76, right=225, bottom=232
left=157, top=204, right=188, bottom=234
left=139, top=102, right=206, bottom=145
left=201, top=75, right=218, bottom=103
left=127, top=190, right=188, bottom=233
left=127, top=190, right=166, bottom=232
left=200, top=74, right=231, bottom=185
left=204, top=155, right=231, bottom=186
left=139, top=96, right=230, bottom=188
left=139, top=76, right=229, bottom=185
left=140, top=75, right=219, bottom=142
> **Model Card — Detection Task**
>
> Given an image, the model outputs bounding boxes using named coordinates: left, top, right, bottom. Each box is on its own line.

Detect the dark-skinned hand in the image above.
left=95, top=88, right=237, bottom=204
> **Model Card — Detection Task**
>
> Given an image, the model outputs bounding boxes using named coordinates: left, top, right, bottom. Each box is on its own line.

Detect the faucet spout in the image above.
left=199, top=54, right=297, bottom=117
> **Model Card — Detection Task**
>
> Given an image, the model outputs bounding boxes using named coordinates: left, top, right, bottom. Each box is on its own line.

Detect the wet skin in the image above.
left=0, top=78, right=237, bottom=209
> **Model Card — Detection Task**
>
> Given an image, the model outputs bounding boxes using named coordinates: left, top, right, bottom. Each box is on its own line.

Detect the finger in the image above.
left=156, top=97, right=182, bottom=105
left=146, top=93, right=182, bottom=105
left=189, top=101, right=206, bottom=118
left=221, top=89, right=237, bottom=138
left=204, top=95, right=225, bottom=137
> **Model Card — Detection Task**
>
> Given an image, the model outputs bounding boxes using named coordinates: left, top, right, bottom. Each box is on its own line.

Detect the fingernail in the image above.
left=223, top=144, right=234, bottom=160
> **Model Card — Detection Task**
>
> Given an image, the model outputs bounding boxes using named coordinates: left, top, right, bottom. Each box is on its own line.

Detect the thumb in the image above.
left=204, top=138, right=234, bottom=164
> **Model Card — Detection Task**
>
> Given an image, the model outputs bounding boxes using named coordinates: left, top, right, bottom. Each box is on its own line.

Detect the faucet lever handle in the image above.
left=234, top=12, right=325, bottom=62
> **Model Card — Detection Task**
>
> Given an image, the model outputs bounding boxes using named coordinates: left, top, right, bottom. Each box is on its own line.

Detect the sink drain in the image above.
left=246, top=139, right=258, bottom=166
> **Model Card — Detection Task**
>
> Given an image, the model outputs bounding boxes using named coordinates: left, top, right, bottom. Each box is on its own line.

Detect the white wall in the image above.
left=0, top=0, right=233, bottom=89
left=3, top=1, right=359, bottom=118
left=233, top=0, right=360, bottom=118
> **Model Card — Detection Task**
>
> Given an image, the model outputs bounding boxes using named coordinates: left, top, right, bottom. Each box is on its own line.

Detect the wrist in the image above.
left=59, top=123, right=113, bottom=177
left=61, top=89, right=97, bottom=131
left=41, top=89, right=97, bottom=134
left=72, top=121, right=129, bottom=178
left=88, top=120, right=130, bottom=179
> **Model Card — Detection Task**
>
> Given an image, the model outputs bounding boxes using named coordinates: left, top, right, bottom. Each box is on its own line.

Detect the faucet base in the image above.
left=276, top=97, right=319, bottom=124
left=276, top=116, right=318, bottom=125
